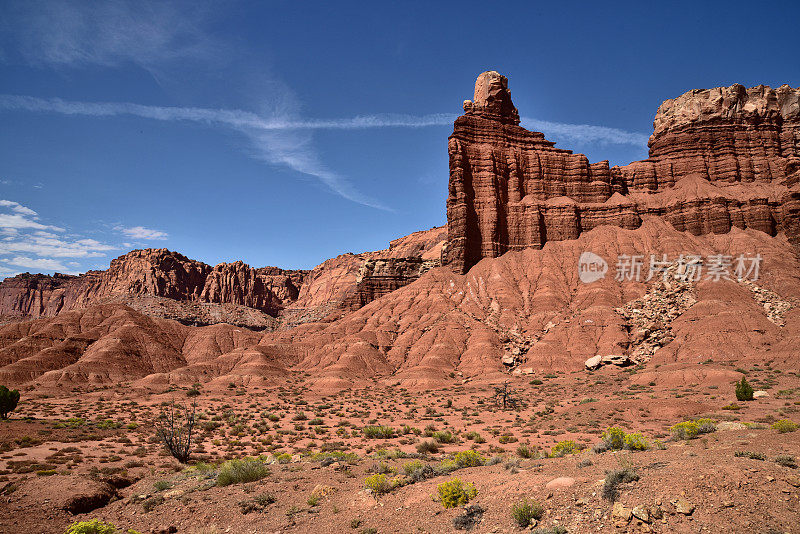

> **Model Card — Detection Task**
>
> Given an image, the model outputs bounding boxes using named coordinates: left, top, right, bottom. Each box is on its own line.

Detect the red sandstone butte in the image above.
left=445, top=71, right=800, bottom=273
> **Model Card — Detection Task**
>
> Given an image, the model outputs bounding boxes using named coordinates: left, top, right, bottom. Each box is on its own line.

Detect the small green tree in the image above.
left=0, top=385, right=20, bottom=419
left=735, top=376, right=754, bottom=401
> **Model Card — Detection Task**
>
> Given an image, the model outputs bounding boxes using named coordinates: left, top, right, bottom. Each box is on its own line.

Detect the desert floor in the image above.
left=1, top=367, right=799, bottom=533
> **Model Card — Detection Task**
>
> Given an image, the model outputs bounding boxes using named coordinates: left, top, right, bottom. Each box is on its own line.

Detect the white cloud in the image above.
left=0, top=200, right=117, bottom=275
left=520, top=117, right=650, bottom=146
left=0, top=199, right=65, bottom=232
left=116, top=225, right=168, bottom=240
left=0, top=199, right=38, bottom=216
left=7, top=256, right=67, bottom=271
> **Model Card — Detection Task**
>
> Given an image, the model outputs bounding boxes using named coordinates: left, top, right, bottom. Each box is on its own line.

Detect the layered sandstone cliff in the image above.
left=445, top=72, right=800, bottom=273
left=0, top=249, right=308, bottom=324
left=0, top=227, right=446, bottom=326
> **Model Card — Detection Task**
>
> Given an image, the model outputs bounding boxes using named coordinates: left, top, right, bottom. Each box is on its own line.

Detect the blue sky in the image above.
left=0, top=0, right=798, bottom=276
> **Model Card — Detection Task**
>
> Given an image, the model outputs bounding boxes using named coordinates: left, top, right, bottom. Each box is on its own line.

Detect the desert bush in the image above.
left=154, top=401, right=196, bottom=463
left=602, top=467, right=639, bottom=501
left=600, top=427, right=626, bottom=450
left=364, top=473, right=399, bottom=495
left=516, top=444, right=535, bottom=458
left=498, top=434, right=517, bottom=444
left=0, top=385, right=20, bottom=420
left=432, top=430, right=456, bottom=444
left=772, top=419, right=799, bottom=433
left=453, top=450, right=485, bottom=468
left=274, top=453, right=292, bottom=464
left=453, top=504, right=485, bottom=531
left=363, top=425, right=395, bottom=439
left=153, top=479, right=172, bottom=491
left=216, top=457, right=270, bottom=486
left=736, top=376, right=754, bottom=401
left=64, top=520, right=124, bottom=534
left=510, top=498, right=543, bottom=527
left=670, top=421, right=699, bottom=440
left=532, top=527, right=567, bottom=534
left=774, top=454, right=797, bottom=468
left=416, top=440, right=439, bottom=454
left=437, top=478, right=477, bottom=508
left=549, top=440, right=578, bottom=457
left=735, top=450, right=766, bottom=460
left=623, top=432, right=650, bottom=451
left=693, top=418, right=717, bottom=434
left=142, top=495, right=164, bottom=512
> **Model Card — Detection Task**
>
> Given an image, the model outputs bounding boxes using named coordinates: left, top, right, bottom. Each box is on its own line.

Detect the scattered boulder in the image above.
left=545, top=477, right=576, bottom=489
left=632, top=505, right=650, bottom=523
left=585, top=355, right=602, bottom=370
left=674, top=497, right=695, bottom=515
left=612, top=502, right=632, bottom=523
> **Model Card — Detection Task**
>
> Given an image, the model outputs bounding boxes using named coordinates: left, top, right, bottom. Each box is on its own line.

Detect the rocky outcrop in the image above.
left=0, top=228, right=446, bottom=327
left=344, top=257, right=440, bottom=308
left=0, top=249, right=307, bottom=325
left=445, top=72, right=800, bottom=273
left=199, top=261, right=302, bottom=315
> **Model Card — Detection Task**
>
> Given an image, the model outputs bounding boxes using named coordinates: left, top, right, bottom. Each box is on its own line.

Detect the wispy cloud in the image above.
left=0, top=95, right=648, bottom=208
left=0, top=0, right=213, bottom=70
left=520, top=117, right=650, bottom=146
left=7, top=256, right=68, bottom=271
left=115, top=225, right=168, bottom=240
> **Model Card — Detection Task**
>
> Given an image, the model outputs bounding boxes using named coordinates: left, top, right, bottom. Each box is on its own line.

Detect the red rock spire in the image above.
left=462, top=71, right=520, bottom=125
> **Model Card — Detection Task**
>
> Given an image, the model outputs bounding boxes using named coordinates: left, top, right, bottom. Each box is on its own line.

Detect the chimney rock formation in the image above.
left=445, top=72, right=800, bottom=273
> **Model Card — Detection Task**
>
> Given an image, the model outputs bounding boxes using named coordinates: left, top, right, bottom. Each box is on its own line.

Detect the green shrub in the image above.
left=453, top=450, right=485, bottom=468
left=601, top=427, right=626, bottom=450
left=772, top=419, right=799, bottom=433
left=498, top=434, right=517, bottom=444
left=511, top=498, right=544, bottom=527
left=65, top=520, right=120, bottom=534
left=516, top=444, right=535, bottom=458
left=736, top=376, right=754, bottom=401
left=693, top=418, right=717, bottom=434
left=432, top=430, right=456, bottom=444
left=274, top=453, right=292, bottom=464
left=153, top=479, right=172, bottom=491
left=402, top=460, right=426, bottom=475
left=416, top=440, right=439, bottom=454
left=437, top=478, right=477, bottom=508
left=0, top=385, right=20, bottom=420
left=774, top=454, right=797, bottom=468
left=364, top=473, right=400, bottom=495
left=216, top=457, right=270, bottom=486
left=404, top=460, right=435, bottom=482
left=735, top=450, right=766, bottom=460
left=363, top=425, right=395, bottom=439
left=623, top=432, right=650, bottom=451
left=670, top=421, right=699, bottom=440
left=549, top=440, right=578, bottom=457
